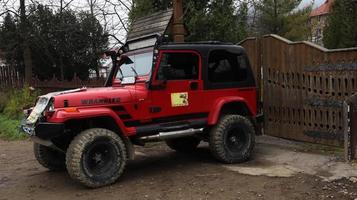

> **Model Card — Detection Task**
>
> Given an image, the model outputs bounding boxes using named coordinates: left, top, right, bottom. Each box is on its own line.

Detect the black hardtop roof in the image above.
left=158, top=42, right=246, bottom=53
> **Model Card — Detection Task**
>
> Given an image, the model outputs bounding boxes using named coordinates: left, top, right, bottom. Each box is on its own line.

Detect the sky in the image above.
left=299, top=0, right=326, bottom=8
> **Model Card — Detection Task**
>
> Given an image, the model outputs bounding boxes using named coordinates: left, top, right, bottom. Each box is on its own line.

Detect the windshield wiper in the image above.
left=118, top=68, right=124, bottom=80
left=131, top=66, right=138, bottom=77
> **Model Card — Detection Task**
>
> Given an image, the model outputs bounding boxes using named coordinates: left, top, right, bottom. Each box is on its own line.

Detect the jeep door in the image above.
left=143, top=50, right=206, bottom=121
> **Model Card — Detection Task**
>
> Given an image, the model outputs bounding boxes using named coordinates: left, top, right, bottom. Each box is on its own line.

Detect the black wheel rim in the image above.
left=225, top=125, right=248, bottom=153
left=82, top=138, right=119, bottom=180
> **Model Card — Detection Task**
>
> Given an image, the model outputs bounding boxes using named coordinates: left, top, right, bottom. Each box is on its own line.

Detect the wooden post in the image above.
left=345, top=94, right=357, bottom=161
left=172, top=0, right=185, bottom=43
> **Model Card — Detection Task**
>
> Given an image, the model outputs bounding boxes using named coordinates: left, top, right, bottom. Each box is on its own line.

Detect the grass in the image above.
left=0, top=114, right=28, bottom=140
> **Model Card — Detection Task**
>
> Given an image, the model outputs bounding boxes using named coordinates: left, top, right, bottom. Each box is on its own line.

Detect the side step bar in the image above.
left=139, top=128, right=203, bottom=142
left=135, top=119, right=207, bottom=137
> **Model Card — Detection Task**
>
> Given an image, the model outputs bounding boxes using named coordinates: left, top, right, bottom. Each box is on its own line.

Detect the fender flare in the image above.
left=48, top=107, right=136, bottom=136
left=207, top=97, right=254, bottom=125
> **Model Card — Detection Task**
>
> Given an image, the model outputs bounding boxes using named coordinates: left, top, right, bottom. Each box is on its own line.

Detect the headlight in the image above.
left=48, top=101, right=55, bottom=112
left=44, top=98, right=55, bottom=118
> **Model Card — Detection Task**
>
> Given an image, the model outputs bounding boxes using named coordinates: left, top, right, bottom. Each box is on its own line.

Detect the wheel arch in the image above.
left=61, top=115, right=135, bottom=160
left=207, top=97, right=254, bottom=125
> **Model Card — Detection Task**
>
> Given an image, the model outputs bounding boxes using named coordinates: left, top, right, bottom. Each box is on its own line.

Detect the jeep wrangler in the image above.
left=21, top=35, right=259, bottom=188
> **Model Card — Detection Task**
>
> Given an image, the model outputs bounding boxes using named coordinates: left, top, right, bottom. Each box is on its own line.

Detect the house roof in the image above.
left=310, top=0, right=334, bottom=17
left=126, top=9, right=173, bottom=42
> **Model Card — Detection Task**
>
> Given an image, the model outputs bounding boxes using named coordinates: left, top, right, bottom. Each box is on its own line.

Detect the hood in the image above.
left=53, top=87, right=133, bottom=108
left=24, top=86, right=136, bottom=126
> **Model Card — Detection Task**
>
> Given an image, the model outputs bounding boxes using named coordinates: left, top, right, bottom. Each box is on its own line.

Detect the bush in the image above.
left=3, top=86, right=39, bottom=119
left=0, top=114, right=27, bottom=140
left=0, top=91, right=8, bottom=113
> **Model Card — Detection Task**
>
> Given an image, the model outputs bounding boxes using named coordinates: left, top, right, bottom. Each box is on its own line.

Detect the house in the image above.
left=308, top=0, right=335, bottom=46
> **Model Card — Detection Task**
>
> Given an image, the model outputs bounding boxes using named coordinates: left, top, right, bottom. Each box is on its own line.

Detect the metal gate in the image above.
left=240, top=34, right=357, bottom=147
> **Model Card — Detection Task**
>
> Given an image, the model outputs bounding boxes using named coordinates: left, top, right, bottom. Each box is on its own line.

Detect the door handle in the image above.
left=190, top=81, right=198, bottom=90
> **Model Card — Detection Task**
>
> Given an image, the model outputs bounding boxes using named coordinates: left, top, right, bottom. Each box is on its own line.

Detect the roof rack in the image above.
left=166, top=41, right=234, bottom=45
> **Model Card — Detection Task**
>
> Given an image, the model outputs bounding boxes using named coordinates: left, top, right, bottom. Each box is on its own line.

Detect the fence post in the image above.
left=344, top=93, right=357, bottom=161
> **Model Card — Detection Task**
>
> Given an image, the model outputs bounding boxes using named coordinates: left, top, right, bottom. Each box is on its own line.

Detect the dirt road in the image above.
left=0, top=137, right=356, bottom=200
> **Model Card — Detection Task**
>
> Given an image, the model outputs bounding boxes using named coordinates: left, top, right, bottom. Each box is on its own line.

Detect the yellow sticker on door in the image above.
left=171, top=92, right=189, bottom=107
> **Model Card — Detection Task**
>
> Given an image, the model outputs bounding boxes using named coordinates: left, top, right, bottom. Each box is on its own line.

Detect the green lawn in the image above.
left=0, top=114, right=28, bottom=140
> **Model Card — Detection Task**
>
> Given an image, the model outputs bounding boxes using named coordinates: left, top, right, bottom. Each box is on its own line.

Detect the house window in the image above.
left=316, top=28, right=321, bottom=37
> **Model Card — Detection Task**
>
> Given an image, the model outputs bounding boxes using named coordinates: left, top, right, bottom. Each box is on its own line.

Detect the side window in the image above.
left=208, top=50, right=248, bottom=83
left=156, top=52, right=199, bottom=80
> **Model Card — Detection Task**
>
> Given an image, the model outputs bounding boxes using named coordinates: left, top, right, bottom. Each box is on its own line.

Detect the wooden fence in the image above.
left=31, top=75, right=105, bottom=94
left=0, top=65, right=23, bottom=89
left=0, top=65, right=105, bottom=93
left=240, top=34, right=357, bottom=147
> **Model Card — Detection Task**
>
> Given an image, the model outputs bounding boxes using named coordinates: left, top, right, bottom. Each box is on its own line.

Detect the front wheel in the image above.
left=34, top=143, right=66, bottom=171
left=209, top=115, right=255, bottom=163
left=66, top=128, right=127, bottom=188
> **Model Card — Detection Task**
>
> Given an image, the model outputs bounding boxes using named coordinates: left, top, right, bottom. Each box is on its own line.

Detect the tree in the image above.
left=256, top=0, right=301, bottom=35
left=282, top=6, right=312, bottom=41
left=0, top=13, right=23, bottom=73
left=129, top=0, right=249, bottom=43
left=0, top=3, right=109, bottom=81
left=129, top=0, right=171, bottom=20
left=323, top=0, right=357, bottom=49
left=202, top=0, right=245, bottom=42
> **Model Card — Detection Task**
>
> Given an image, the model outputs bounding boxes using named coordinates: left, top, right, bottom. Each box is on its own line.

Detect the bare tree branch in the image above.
left=0, top=9, right=20, bottom=17
left=105, top=33, right=124, bottom=45
left=116, top=0, right=131, bottom=11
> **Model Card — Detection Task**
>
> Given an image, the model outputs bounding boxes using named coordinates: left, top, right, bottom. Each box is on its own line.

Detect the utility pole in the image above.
left=20, top=0, right=33, bottom=85
left=172, top=0, right=185, bottom=43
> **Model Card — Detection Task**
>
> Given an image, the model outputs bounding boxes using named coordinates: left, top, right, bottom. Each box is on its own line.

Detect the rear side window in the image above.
left=208, top=50, right=248, bottom=83
left=156, top=52, right=199, bottom=80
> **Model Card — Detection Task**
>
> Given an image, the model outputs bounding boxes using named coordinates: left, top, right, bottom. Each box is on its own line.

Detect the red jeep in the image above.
left=21, top=36, right=258, bottom=188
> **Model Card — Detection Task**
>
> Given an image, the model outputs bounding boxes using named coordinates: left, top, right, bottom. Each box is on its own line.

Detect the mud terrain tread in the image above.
left=33, top=143, right=66, bottom=171
left=66, top=128, right=127, bottom=188
left=209, top=115, right=255, bottom=163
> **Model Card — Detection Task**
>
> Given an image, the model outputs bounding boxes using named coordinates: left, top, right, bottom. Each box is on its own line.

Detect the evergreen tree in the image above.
left=323, top=0, right=357, bottom=49
left=129, top=0, right=248, bottom=43
left=256, top=0, right=301, bottom=35
left=0, top=3, right=108, bottom=81
left=0, top=14, right=24, bottom=74
left=282, top=6, right=312, bottom=41
left=129, top=0, right=172, bottom=21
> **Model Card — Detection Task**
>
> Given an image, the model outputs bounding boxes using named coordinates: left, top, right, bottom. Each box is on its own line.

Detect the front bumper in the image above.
left=20, top=121, right=65, bottom=140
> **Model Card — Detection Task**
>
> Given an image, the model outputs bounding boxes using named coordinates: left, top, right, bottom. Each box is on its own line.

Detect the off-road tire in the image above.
left=209, top=115, right=255, bottom=163
left=34, top=143, right=66, bottom=171
left=66, top=128, right=127, bottom=188
left=165, top=136, right=201, bottom=153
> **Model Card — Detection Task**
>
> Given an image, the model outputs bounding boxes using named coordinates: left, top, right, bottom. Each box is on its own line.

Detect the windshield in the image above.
left=116, top=52, right=153, bottom=79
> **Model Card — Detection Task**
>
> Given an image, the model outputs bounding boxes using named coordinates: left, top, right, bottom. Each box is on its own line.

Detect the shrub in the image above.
left=0, top=91, right=8, bottom=113
left=0, top=114, right=27, bottom=140
left=4, top=86, right=39, bottom=119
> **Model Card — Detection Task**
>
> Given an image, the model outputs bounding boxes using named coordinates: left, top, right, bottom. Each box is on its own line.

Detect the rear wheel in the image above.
left=66, top=128, right=127, bottom=188
left=34, top=143, right=66, bottom=171
left=209, top=115, right=255, bottom=163
left=166, top=136, right=201, bottom=153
